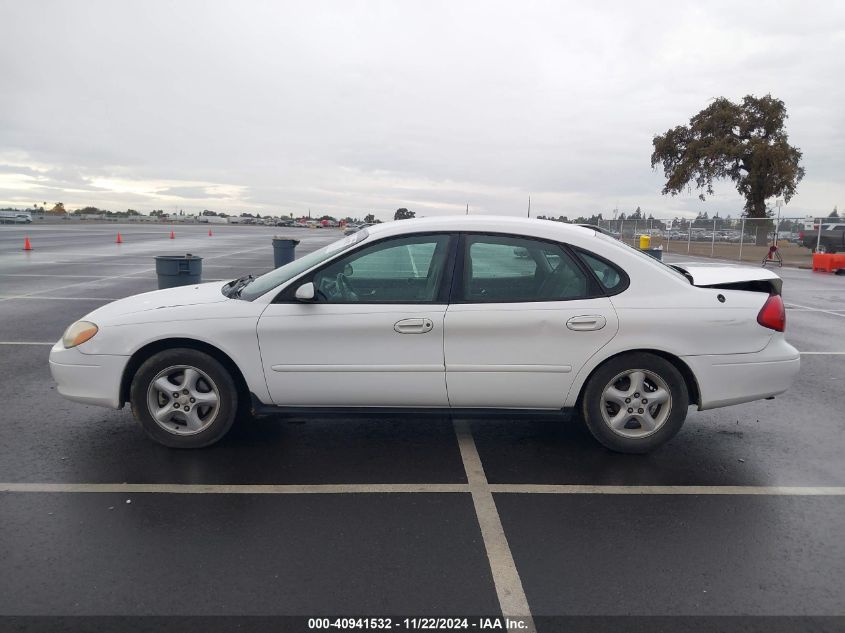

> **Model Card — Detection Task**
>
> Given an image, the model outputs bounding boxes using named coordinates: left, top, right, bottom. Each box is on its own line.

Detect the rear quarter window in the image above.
left=574, top=249, right=629, bottom=295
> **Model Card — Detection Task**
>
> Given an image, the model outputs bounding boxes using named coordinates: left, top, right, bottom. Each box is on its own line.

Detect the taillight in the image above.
left=757, top=294, right=785, bottom=332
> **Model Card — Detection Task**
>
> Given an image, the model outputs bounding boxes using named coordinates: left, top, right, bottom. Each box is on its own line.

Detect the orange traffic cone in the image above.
left=116, top=232, right=123, bottom=244
left=23, top=236, right=32, bottom=251
left=208, top=228, right=213, bottom=237
left=169, top=230, right=175, bottom=239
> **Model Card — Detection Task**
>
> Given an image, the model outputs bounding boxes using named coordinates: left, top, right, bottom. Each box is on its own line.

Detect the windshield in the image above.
left=238, top=229, right=369, bottom=300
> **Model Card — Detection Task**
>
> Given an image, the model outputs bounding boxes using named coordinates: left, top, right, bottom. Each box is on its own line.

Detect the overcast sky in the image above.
left=1, top=0, right=843, bottom=220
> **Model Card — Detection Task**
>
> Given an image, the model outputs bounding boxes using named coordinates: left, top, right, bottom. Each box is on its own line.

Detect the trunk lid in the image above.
left=668, top=263, right=782, bottom=294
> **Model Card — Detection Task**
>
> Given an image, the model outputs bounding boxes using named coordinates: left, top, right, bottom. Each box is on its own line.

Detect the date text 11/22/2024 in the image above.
left=307, top=617, right=530, bottom=630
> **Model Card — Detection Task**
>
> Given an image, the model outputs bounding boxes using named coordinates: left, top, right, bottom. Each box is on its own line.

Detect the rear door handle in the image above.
left=394, top=318, right=434, bottom=334
left=566, top=315, right=607, bottom=331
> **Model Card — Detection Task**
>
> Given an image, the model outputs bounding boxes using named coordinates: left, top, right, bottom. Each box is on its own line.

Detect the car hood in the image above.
left=669, top=263, right=783, bottom=293
left=85, top=281, right=231, bottom=321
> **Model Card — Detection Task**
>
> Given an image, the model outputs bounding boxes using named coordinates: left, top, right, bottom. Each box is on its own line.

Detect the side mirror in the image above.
left=294, top=282, right=315, bottom=301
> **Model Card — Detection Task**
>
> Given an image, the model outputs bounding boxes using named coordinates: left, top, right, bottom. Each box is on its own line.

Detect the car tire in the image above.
left=581, top=352, right=689, bottom=454
left=130, top=348, right=238, bottom=448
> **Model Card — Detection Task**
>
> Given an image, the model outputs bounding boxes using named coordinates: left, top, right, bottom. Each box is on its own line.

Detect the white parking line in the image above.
left=0, top=273, right=105, bottom=278
left=785, top=302, right=845, bottom=318
left=2, top=482, right=844, bottom=495
left=0, top=483, right=469, bottom=494
left=799, top=352, right=845, bottom=355
left=453, top=420, right=535, bottom=629
left=0, top=341, right=54, bottom=346
left=51, top=262, right=162, bottom=266
left=487, top=485, right=845, bottom=495
left=0, top=296, right=119, bottom=301
left=787, top=307, right=845, bottom=313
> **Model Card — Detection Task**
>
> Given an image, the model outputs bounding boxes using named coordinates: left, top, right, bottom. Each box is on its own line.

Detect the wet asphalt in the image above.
left=0, top=223, right=843, bottom=630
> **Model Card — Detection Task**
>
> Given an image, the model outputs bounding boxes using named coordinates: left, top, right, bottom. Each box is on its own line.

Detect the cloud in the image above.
left=0, top=0, right=843, bottom=220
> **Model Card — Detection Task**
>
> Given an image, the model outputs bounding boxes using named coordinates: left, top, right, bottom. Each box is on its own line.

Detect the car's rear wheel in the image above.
left=130, top=348, right=238, bottom=448
left=581, top=352, right=689, bottom=453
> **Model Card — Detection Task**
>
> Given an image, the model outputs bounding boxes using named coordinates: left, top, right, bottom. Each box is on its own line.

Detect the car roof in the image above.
left=356, top=216, right=694, bottom=296
left=365, top=216, right=597, bottom=240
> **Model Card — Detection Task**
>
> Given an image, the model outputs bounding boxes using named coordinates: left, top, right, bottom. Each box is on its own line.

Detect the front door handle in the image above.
left=566, top=315, right=607, bottom=331
left=394, top=318, right=434, bottom=334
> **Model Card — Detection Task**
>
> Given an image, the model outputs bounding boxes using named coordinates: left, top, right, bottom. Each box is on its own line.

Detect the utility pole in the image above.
left=466, top=203, right=469, bottom=215
left=527, top=195, right=531, bottom=218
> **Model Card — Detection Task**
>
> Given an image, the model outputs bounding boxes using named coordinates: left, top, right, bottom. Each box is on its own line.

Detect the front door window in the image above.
left=312, top=234, right=452, bottom=303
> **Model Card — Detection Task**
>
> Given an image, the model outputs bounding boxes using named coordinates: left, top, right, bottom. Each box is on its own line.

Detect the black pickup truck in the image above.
left=800, top=224, right=845, bottom=253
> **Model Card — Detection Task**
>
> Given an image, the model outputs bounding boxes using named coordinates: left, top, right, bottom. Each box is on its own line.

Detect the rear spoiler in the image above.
left=668, top=263, right=783, bottom=295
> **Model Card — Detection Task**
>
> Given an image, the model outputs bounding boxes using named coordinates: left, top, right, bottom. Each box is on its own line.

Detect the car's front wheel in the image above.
left=581, top=352, right=689, bottom=454
left=130, top=348, right=238, bottom=448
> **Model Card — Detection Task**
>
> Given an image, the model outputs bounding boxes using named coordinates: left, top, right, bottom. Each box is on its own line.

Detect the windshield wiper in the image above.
left=223, top=274, right=254, bottom=298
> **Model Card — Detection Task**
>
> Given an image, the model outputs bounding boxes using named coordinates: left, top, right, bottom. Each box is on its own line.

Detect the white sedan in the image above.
left=50, top=216, right=800, bottom=453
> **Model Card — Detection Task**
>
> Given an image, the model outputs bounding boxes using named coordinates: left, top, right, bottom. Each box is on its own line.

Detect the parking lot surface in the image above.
left=1, top=223, right=843, bottom=631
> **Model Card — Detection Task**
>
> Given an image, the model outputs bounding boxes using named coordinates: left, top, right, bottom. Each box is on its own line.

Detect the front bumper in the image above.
left=683, top=335, right=801, bottom=410
left=49, top=341, right=129, bottom=409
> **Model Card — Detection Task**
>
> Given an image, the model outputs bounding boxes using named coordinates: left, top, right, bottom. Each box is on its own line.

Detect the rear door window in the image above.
left=459, top=234, right=590, bottom=302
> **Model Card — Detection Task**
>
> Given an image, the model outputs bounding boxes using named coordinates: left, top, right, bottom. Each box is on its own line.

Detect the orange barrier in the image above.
left=813, top=253, right=837, bottom=273
left=23, top=236, right=32, bottom=251
left=833, top=254, right=845, bottom=270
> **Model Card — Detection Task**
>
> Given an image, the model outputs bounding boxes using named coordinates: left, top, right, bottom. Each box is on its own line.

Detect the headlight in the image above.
left=62, top=321, right=99, bottom=349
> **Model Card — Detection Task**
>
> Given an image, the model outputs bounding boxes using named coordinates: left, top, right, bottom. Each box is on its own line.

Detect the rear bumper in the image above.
left=683, top=336, right=800, bottom=410
left=48, top=341, right=129, bottom=409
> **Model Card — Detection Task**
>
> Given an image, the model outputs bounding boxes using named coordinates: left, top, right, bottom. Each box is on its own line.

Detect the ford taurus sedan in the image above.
left=49, top=216, right=800, bottom=453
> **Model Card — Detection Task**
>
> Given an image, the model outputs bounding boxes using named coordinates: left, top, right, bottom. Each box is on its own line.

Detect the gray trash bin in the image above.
left=272, top=237, right=300, bottom=268
left=642, top=248, right=663, bottom=261
left=154, top=254, right=203, bottom=289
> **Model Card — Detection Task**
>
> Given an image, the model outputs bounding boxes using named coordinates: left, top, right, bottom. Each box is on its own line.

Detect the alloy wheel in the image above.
left=146, top=365, right=221, bottom=436
left=600, top=368, right=672, bottom=439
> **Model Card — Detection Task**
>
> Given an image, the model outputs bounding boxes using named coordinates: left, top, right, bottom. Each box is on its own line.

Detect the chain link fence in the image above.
left=592, top=217, right=834, bottom=267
